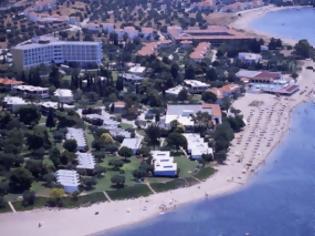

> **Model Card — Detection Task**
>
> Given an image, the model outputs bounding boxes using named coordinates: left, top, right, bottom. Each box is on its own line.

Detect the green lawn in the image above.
left=88, top=156, right=141, bottom=193
left=30, top=181, right=51, bottom=197
left=175, top=156, right=198, bottom=178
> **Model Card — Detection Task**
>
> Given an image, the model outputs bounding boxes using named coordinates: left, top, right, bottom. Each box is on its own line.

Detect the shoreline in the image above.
left=1, top=8, right=315, bottom=236
left=230, top=4, right=313, bottom=46
left=1, top=64, right=314, bottom=235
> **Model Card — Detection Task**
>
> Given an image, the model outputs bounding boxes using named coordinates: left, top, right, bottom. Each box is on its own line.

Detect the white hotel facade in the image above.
left=12, top=38, right=103, bottom=71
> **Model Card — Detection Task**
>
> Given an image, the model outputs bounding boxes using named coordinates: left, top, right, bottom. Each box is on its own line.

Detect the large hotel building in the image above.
left=12, top=37, right=103, bottom=71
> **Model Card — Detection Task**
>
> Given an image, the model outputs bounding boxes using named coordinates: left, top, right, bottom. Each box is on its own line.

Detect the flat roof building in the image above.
left=183, top=133, right=213, bottom=160
left=151, top=151, right=177, bottom=177
left=238, top=52, right=262, bottom=64
left=54, top=88, right=74, bottom=104
left=165, top=103, right=222, bottom=127
left=183, top=80, right=210, bottom=94
left=3, top=96, right=29, bottom=112
left=76, top=152, right=95, bottom=170
left=66, top=128, right=87, bottom=152
left=13, top=84, right=49, bottom=98
left=121, top=137, right=142, bottom=154
left=56, top=169, right=80, bottom=193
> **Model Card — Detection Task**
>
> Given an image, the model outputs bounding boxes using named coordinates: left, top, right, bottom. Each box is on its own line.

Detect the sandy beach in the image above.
left=230, top=4, right=311, bottom=46
left=1, top=60, right=314, bottom=236
left=1, top=7, right=315, bottom=236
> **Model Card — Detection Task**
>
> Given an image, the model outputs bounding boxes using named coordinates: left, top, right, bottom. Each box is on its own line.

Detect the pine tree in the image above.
left=46, top=109, right=55, bottom=128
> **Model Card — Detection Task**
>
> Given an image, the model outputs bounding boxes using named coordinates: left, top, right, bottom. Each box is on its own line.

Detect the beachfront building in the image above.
left=54, top=89, right=74, bottom=104
left=121, top=137, right=142, bottom=154
left=13, top=85, right=49, bottom=98
left=238, top=52, right=262, bottom=64
left=208, top=83, right=241, bottom=103
left=12, top=37, right=103, bottom=71
left=236, top=69, right=299, bottom=95
left=55, top=169, right=80, bottom=193
left=164, top=103, right=222, bottom=128
left=76, top=152, right=95, bottom=170
left=66, top=128, right=87, bottom=152
left=3, top=96, right=29, bottom=112
left=183, top=133, right=213, bottom=160
left=183, top=80, right=210, bottom=94
left=151, top=151, right=177, bottom=177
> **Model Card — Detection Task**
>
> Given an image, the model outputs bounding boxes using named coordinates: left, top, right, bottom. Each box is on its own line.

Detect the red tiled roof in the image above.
left=0, top=78, right=24, bottom=86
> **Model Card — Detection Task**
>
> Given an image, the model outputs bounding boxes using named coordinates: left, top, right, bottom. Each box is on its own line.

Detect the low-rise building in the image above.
left=183, top=133, right=213, bottom=160
left=128, top=64, right=146, bottom=74
left=13, top=85, right=49, bottom=98
left=54, top=89, right=74, bottom=104
left=113, top=101, right=126, bottom=113
left=190, top=42, right=211, bottom=61
left=76, top=152, right=95, bottom=170
left=56, top=169, right=80, bottom=193
left=151, top=151, right=177, bottom=177
left=121, top=137, right=142, bottom=154
left=238, top=52, right=262, bottom=64
left=165, top=103, right=222, bottom=128
left=183, top=80, right=210, bottom=94
left=0, top=78, right=24, bottom=91
left=165, top=85, right=185, bottom=97
left=208, top=83, right=241, bottom=102
left=3, top=96, right=29, bottom=112
left=66, top=128, right=87, bottom=152
left=120, top=73, right=145, bottom=85
left=235, top=69, right=298, bottom=94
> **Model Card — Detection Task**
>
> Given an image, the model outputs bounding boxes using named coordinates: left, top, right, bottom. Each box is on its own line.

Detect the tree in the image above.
left=111, top=175, right=125, bottom=188
left=46, top=108, right=56, bottom=128
left=27, top=132, right=44, bottom=150
left=25, top=160, right=45, bottom=179
left=17, top=105, right=41, bottom=126
left=49, top=65, right=61, bottom=87
left=116, top=77, right=124, bottom=91
left=63, top=139, right=77, bottom=152
left=9, top=168, right=33, bottom=193
left=48, top=188, right=64, bottom=207
left=109, top=159, right=124, bottom=171
left=294, top=39, right=313, bottom=59
left=118, top=146, right=133, bottom=161
left=178, top=88, right=188, bottom=101
left=201, top=91, right=217, bottom=103
left=166, top=132, right=187, bottom=150
left=202, top=153, right=213, bottom=162
left=0, top=152, right=22, bottom=170
left=100, top=133, right=114, bottom=145
left=22, top=190, right=36, bottom=206
left=214, top=150, right=227, bottom=164
left=145, top=125, right=160, bottom=145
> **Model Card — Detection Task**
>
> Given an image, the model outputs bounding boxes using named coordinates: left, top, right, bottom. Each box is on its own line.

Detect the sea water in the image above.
left=103, top=102, right=315, bottom=236
left=249, top=7, right=315, bottom=45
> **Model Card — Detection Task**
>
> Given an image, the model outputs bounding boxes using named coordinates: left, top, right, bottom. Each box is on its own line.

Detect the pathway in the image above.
left=103, top=191, right=112, bottom=202
left=7, top=201, right=16, bottom=213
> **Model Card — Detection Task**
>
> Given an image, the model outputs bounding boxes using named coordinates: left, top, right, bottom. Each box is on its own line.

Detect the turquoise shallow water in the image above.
left=249, top=7, right=315, bottom=45
left=101, top=102, right=315, bottom=236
